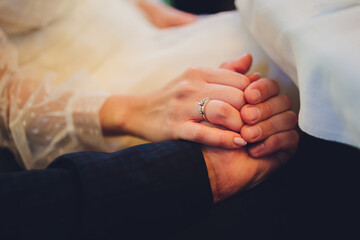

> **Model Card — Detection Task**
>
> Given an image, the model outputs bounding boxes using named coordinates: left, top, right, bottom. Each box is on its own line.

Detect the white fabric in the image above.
left=0, top=0, right=299, bottom=169
left=236, top=0, right=360, bottom=149
left=0, top=30, right=110, bottom=169
left=0, top=0, right=74, bottom=35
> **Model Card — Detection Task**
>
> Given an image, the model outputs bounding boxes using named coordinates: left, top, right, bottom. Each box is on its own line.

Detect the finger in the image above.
left=246, top=72, right=261, bottom=83
left=178, top=122, right=247, bottom=149
left=184, top=67, right=250, bottom=91
left=219, top=53, right=253, bottom=74
left=168, top=10, right=197, bottom=26
left=204, top=100, right=244, bottom=132
left=247, top=130, right=299, bottom=159
left=241, top=95, right=292, bottom=125
left=241, top=111, right=298, bottom=143
left=244, top=78, right=280, bottom=104
left=203, top=84, right=245, bottom=110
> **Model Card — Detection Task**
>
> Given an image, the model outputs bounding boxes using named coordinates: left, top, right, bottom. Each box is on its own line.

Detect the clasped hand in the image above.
left=100, top=54, right=299, bottom=203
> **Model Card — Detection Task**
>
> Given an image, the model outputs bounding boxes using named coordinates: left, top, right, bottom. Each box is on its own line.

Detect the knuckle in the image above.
left=238, top=75, right=250, bottom=90
left=241, top=106, right=257, bottom=125
left=240, top=105, right=250, bottom=121
left=289, top=130, right=300, bottom=146
left=278, top=130, right=299, bottom=152
left=184, top=67, right=205, bottom=78
left=286, top=111, right=298, bottom=127
left=175, top=81, right=196, bottom=98
left=269, top=78, right=280, bottom=92
left=261, top=101, right=272, bottom=118
left=216, top=103, right=232, bottom=119
left=279, top=94, right=292, bottom=109
left=218, top=132, right=227, bottom=147
left=265, top=118, right=276, bottom=134
left=229, top=90, right=245, bottom=110
left=243, top=75, right=251, bottom=87
left=240, top=125, right=252, bottom=141
left=271, top=134, right=282, bottom=147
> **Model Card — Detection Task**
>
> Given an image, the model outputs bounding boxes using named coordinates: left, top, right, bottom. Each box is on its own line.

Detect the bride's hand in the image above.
left=137, top=0, right=197, bottom=29
left=100, top=54, right=271, bottom=149
left=101, top=65, right=251, bottom=148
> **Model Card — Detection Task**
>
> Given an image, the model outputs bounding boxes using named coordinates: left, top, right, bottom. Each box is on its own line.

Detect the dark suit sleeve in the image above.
left=0, top=141, right=213, bottom=239
left=0, top=168, right=82, bottom=239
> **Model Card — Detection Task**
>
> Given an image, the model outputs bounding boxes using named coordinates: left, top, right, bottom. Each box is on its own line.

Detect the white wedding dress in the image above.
left=0, top=0, right=298, bottom=169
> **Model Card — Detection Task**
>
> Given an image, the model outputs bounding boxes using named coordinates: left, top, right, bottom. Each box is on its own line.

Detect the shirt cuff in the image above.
left=71, top=92, right=110, bottom=151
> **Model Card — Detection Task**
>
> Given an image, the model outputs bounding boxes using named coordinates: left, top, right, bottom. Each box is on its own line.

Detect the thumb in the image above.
left=220, top=53, right=253, bottom=74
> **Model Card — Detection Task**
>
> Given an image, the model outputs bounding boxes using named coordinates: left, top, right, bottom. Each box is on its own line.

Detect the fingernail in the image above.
left=249, top=89, right=261, bottom=103
left=276, top=152, right=289, bottom=165
left=247, top=126, right=262, bottom=140
left=247, top=107, right=260, bottom=122
left=250, top=143, right=264, bottom=155
left=234, top=137, right=247, bottom=147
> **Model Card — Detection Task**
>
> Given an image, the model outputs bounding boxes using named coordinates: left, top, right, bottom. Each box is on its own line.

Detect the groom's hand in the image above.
left=241, top=78, right=298, bottom=158
left=220, top=53, right=298, bottom=159
left=201, top=77, right=299, bottom=203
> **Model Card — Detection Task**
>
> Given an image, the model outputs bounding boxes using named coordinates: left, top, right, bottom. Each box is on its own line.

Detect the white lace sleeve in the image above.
left=0, top=30, right=110, bottom=169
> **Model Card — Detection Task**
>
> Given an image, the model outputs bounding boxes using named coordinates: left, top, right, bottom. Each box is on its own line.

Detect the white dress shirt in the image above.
left=236, top=0, right=360, bottom=149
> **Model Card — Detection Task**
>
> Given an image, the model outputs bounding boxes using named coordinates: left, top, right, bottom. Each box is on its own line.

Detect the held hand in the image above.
left=137, top=0, right=197, bottom=29
left=202, top=78, right=299, bottom=203
left=201, top=61, right=299, bottom=203
left=203, top=124, right=298, bottom=203
left=202, top=146, right=281, bottom=203
left=220, top=54, right=298, bottom=159
left=241, top=78, right=298, bottom=158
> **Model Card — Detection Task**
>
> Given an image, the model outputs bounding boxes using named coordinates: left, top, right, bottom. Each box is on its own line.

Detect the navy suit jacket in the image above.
left=0, top=141, right=213, bottom=239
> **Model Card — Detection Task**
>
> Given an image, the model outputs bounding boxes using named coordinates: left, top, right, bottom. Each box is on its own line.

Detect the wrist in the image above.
left=202, top=147, right=220, bottom=204
left=99, top=95, right=144, bottom=136
left=202, top=147, right=248, bottom=204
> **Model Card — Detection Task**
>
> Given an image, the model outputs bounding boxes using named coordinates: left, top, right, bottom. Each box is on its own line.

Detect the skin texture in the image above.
left=137, top=0, right=197, bottom=29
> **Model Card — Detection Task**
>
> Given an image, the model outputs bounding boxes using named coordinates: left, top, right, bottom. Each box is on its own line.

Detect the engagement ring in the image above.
left=198, top=97, right=211, bottom=120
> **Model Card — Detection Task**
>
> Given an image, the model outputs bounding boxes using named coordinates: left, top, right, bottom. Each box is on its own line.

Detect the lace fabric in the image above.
left=0, top=0, right=154, bottom=169
left=0, top=29, right=110, bottom=169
